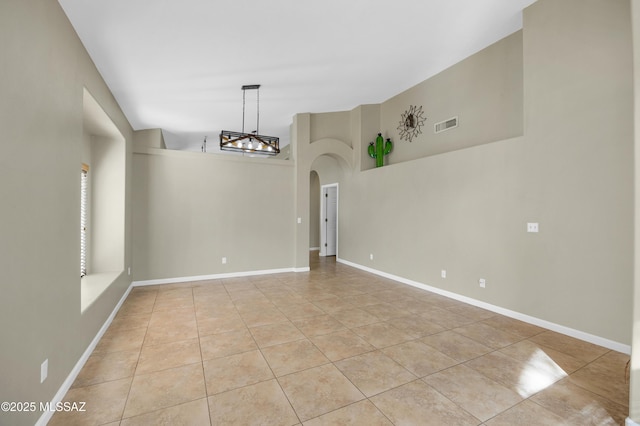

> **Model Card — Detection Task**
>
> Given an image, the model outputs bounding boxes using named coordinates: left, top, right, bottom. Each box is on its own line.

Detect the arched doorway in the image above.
left=310, top=154, right=344, bottom=266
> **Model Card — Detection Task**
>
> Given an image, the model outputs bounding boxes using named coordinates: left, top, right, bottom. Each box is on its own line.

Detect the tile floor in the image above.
left=50, top=254, right=630, bottom=425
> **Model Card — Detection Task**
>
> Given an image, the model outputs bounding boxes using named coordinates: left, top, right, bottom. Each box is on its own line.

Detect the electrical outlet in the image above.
left=369, top=254, right=373, bottom=260
left=297, top=217, right=302, bottom=224
left=127, top=267, right=131, bottom=276
left=441, top=270, right=447, bottom=278
left=41, top=359, right=48, bottom=383
left=527, top=222, right=539, bottom=233
left=479, top=278, right=486, bottom=288
left=222, top=257, right=227, bottom=264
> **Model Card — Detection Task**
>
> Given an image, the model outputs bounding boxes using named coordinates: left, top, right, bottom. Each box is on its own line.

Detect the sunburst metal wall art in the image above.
left=397, top=105, right=426, bottom=142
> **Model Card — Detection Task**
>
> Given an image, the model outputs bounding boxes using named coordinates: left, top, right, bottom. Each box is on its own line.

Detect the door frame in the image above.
left=319, top=183, right=339, bottom=257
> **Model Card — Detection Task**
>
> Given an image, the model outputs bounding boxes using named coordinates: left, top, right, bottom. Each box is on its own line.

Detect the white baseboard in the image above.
left=309, top=247, right=320, bottom=251
left=627, top=418, right=640, bottom=426
left=132, top=267, right=300, bottom=287
left=36, top=284, right=133, bottom=426
left=337, top=258, right=630, bottom=355
left=36, top=265, right=308, bottom=424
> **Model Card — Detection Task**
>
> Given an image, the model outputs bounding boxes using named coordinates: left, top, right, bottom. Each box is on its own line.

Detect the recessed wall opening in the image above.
left=81, top=88, right=125, bottom=312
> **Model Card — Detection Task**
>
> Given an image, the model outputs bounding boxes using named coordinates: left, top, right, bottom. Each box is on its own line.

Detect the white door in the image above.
left=321, top=184, right=338, bottom=256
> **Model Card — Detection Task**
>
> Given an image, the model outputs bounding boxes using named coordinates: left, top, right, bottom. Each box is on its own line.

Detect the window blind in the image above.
left=80, top=164, right=89, bottom=277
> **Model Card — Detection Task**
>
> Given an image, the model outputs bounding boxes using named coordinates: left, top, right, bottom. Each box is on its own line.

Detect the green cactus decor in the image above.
left=368, top=133, right=393, bottom=167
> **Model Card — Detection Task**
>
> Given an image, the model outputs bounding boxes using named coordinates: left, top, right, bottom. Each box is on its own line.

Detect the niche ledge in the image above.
left=81, top=271, right=122, bottom=312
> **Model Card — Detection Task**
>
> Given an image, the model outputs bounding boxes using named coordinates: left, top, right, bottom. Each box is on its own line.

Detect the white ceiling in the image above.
left=58, top=0, right=536, bottom=152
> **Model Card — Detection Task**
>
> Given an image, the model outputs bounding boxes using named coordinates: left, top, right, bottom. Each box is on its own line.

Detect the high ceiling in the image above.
left=58, top=0, right=537, bottom=151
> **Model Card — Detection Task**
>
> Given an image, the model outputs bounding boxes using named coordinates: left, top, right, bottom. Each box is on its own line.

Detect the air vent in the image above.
left=434, top=116, right=458, bottom=134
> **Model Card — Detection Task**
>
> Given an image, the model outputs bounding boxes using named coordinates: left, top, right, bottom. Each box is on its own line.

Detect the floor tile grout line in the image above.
left=272, top=373, right=304, bottom=424
left=566, top=349, right=630, bottom=407
left=237, top=276, right=409, bottom=423
left=453, top=338, right=587, bottom=419
left=118, top=396, right=210, bottom=424
left=123, top=287, right=207, bottom=422
left=55, top=255, right=629, bottom=425
left=191, top=286, right=217, bottom=426
left=418, top=376, right=487, bottom=424
left=227, top=292, right=304, bottom=423
left=118, top=289, right=156, bottom=423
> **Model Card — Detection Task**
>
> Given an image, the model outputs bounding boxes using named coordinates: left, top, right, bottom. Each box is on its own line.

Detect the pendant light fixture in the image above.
left=219, top=84, right=280, bottom=155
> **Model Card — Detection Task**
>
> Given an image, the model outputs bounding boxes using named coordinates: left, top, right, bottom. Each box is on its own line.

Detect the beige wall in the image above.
left=0, top=0, right=134, bottom=424
left=373, top=30, right=524, bottom=170
left=296, top=0, right=633, bottom=347
left=90, top=135, right=125, bottom=273
left=311, top=112, right=352, bottom=147
left=355, top=104, right=382, bottom=171
left=520, top=0, right=632, bottom=342
left=133, top=128, right=166, bottom=150
left=132, top=148, right=296, bottom=281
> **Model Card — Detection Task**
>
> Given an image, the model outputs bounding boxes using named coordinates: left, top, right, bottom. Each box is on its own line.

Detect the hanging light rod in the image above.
left=219, top=84, right=280, bottom=156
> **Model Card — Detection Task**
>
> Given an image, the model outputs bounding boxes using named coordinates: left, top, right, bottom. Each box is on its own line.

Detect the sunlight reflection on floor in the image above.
left=572, top=403, right=618, bottom=425
left=516, top=348, right=568, bottom=398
